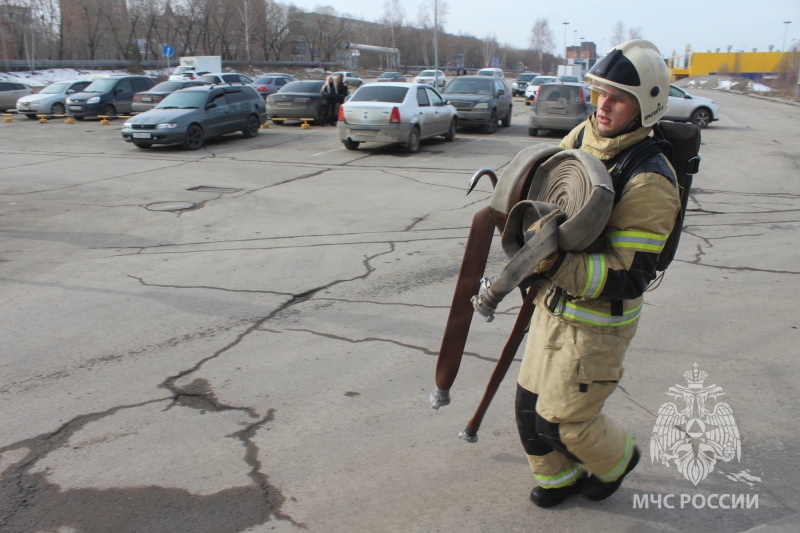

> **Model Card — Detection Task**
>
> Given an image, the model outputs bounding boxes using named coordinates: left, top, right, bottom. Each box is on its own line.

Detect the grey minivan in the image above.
left=66, top=75, right=155, bottom=119
left=528, top=82, right=595, bottom=136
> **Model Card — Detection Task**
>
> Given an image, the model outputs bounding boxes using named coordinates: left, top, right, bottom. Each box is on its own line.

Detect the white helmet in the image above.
left=586, top=39, right=669, bottom=127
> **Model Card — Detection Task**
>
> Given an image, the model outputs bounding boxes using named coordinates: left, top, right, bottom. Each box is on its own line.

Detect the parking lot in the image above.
left=1, top=89, right=799, bottom=533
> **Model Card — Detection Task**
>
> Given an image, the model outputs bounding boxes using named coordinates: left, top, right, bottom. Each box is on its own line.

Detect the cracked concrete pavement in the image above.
left=1, top=90, right=798, bottom=533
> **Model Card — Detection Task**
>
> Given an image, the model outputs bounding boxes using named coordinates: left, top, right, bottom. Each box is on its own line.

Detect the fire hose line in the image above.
left=431, top=147, right=615, bottom=441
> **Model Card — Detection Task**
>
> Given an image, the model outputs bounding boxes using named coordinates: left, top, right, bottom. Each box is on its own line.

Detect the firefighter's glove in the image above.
left=526, top=208, right=564, bottom=274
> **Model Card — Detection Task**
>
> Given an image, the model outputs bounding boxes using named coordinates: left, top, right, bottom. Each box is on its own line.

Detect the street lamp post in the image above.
left=434, top=0, right=440, bottom=89
left=783, top=21, right=791, bottom=51
left=563, top=21, right=570, bottom=66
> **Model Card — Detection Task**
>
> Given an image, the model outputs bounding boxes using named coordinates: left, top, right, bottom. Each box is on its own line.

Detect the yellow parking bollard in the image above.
left=300, top=117, right=314, bottom=129
left=99, top=115, right=109, bottom=125
left=38, top=115, right=48, bottom=124
left=260, top=121, right=269, bottom=129
left=65, top=115, right=74, bottom=124
left=3, top=113, right=12, bottom=123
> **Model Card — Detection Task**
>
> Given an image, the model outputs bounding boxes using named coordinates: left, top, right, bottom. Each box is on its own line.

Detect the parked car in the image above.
left=266, top=80, right=329, bottom=125
left=330, top=71, right=364, bottom=89
left=121, top=84, right=266, bottom=150
left=15, top=79, right=91, bottom=118
left=442, top=75, right=512, bottom=133
left=66, top=75, right=155, bottom=119
left=476, top=68, right=505, bottom=79
left=337, top=82, right=457, bottom=153
left=664, top=84, right=719, bottom=128
left=524, top=75, right=559, bottom=105
left=199, top=73, right=254, bottom=85
left=131, top=80, right=209, bottom=113
left=0, top=81, right=33, bottom=112
left=169, top=70, right=211, bottom=81
left=249, top=74, right=297, bottom=99
left=376, top=72, right=407, bottom=82
left=528, top=82, right=595, bottom=137
left=512, top=72, right=538, bottom=96
left=413, top=70, right=447, bottom=89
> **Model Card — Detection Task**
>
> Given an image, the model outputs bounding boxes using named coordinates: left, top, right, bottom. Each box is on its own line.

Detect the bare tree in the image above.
left=611, top=20, right=625, bottom=47
left=482, top=32, right=497, bottom=67
left=628, top=26, right=642, bottom=40
left=529, top=18, right=554, bottom=73
left=381, top=0, right=404, bottom=49
left=416, top=0, right=447, bottom=66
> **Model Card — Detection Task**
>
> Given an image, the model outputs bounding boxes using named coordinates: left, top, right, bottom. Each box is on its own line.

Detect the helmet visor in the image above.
left=588, top=48, right=641, bottom=87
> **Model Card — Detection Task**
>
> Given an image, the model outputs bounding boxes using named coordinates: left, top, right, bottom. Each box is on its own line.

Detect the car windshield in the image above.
left=561, top=76, right=580, bottom=83
left=39, top=82, right=71, bottom=94
left=532, top=77, right=558, bottom=85
left=349, top=86, right=408, bottom=103
left=254, top=77, right=276, bottom=84
left=518, top=74, right=536, bottom=81
left=83, top=79, right=117, bottom=93
left=156, top=91, right=206, bottom=109
left=477, top=71, right=493, bottom=76
left=281, top=81, right=325, bottom=93
left=444, top=79, right=493, bottom=95
left=540, top=85, right=580, bottom=102
left=380, top=73, right=399, bottom=78
left=418, top=71, right=437, bottom=77
left=150, top=81, right=188, bottom=92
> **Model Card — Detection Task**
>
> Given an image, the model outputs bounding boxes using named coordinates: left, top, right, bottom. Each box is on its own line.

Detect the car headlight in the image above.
left=156, top=123, right=178, bottom=129
left=473, top=103, right=489, bottom=110
left=122, top=122, right=133, bottom=130
left=512, top=82, right=519, bottom=89
left=86, top=96, right=100, bottom=104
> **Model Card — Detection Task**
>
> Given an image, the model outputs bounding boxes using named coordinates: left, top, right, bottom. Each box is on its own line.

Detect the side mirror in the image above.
left=497, top=90, right=505, bottom=96
left=206, top=102, right=217, bottom=109
left=115, top=88, right=124, bottom=95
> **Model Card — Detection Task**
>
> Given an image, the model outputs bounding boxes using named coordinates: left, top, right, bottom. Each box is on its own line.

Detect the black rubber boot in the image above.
left=582, top=446, right=640, bottom=501
left=530, top=474, right=586, bottom=508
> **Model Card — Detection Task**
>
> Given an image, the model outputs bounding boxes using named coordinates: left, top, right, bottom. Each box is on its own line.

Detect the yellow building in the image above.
left=668, top=50, right=796, bottom=81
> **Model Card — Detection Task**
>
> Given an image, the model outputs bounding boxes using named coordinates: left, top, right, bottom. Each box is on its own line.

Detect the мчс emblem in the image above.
left=650, top=363, right=741, bottom=486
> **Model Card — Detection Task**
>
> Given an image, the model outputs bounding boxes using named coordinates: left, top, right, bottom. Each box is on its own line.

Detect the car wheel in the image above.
left=271, top=118, right=284, bottom=125
left=444, top=118, right=457, bottom=142
left=479, top=110, right=498, bottom=134
left=502, top=106, right=512, bottom=127
left=133, top=141, right=153, bottom=149
left=343, top=139, right=360, bottom=150
left=690, top=107, right=712, bottom=128
left=25, top=114, right=38, bottom=120
left=51, top=102, right=66, bottom=116
left=242, top=114, right=260, bottom=138
left=405, top=126, right=421, bottom=153
left=528, top=127, right=539, bottom=137
left=183, top=124, right=205, bottom=150
left=103, top=104, right=116, bottom=117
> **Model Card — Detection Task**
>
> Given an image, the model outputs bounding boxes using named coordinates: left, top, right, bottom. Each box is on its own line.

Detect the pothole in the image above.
left=145, top=201, right=198, bottom=212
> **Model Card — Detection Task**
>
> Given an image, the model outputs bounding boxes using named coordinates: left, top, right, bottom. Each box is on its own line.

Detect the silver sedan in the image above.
left=16, top=80, right=91, bottom=118
left=337, top=82, right=457, bottom=153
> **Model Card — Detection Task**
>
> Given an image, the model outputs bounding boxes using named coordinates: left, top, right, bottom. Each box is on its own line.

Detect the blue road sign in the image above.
left=163, top=45, right=175, bottom=58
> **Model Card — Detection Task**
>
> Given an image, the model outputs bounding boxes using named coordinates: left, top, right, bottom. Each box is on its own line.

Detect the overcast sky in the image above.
left=289, top=0, right=799, bottom=58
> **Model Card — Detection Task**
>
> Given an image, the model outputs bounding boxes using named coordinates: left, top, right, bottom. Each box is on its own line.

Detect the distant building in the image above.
left=566, top=41, right=597, bottom=76
left=668, top=49, right=796, bottom=81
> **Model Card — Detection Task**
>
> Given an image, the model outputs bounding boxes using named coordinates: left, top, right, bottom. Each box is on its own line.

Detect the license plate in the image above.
left=141, top=97, right=152, bottom=102
left=132, top=132, right=152, bottom=139
left=275, top=101, right=291, bottom=106
left=69, top=105, right=81, bottom=110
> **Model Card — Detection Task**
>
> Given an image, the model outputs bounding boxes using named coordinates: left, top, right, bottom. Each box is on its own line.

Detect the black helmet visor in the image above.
left=589, top=48, right=640, bottom=87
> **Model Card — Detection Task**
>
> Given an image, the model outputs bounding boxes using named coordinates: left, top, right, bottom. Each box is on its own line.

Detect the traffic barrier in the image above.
left=300, top=117, right=314, bottom=129
left=37, top=115, right=48, bottom=123
left=3, top=113, right=12, bottom=123
left=260, top=121, right=269, bottom=129
left=98, top=115, right=110, bottom=125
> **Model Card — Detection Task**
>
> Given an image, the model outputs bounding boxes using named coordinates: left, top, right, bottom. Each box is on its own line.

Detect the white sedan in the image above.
left=413, top=70, right=447, bottom=89
left=664, top=84, right=720, bottom=128
left=337, top=82, right=458, bottom=153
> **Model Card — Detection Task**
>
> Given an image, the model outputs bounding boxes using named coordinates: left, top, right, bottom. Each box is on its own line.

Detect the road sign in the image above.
left=163, top=45, right=174, bottom=58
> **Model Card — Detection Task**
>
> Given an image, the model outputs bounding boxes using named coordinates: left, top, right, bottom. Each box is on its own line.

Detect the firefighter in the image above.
left=515, top=39, right=681, bottom=508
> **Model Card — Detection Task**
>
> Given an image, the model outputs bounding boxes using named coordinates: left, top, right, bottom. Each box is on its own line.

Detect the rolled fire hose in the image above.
left=431, top=148, right=615, bottom=436
left=472, top=149, right=614, bottom=321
